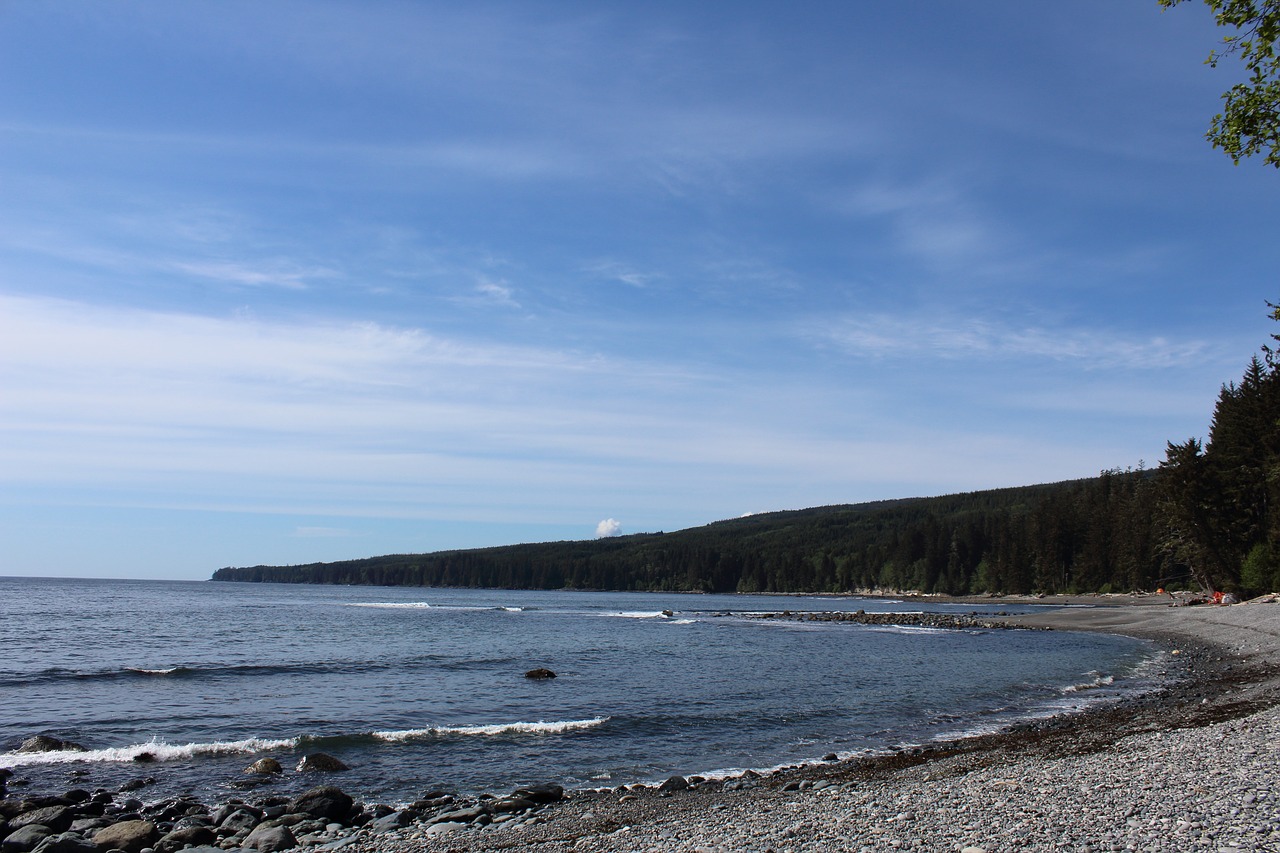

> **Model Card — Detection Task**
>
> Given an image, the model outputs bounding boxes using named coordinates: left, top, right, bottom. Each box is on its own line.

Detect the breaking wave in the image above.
left=372, top=717, right=610, bottom=741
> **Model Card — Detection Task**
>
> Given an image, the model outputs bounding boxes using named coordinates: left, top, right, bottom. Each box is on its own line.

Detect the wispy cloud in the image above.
left=810, top=312, right=1214, bottom=370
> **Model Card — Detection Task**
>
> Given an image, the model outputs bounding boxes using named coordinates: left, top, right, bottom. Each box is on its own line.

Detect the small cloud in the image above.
left=595, top=518, right=622, bottom=539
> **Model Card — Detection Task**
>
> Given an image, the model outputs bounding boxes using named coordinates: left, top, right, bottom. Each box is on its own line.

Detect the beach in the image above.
left=340, top=598, right=1280, bottom=852
left=4, top=596, right=1277, bottom=853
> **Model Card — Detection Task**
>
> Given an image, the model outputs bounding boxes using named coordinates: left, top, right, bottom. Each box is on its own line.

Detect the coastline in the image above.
left=4, top=598, right=1277, bottom=852
left=346, top=599, right=1280, bottom=852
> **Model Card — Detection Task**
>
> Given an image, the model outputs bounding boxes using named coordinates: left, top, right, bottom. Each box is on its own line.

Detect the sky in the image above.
left=1, top=1, right=1278, bottom=580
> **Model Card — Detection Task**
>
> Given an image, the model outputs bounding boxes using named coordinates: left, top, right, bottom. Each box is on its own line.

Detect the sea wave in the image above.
left=0, top=736, right=296, bottom=768
left=372, top=717, right=610, bottom=741
left=1062, top=672, right=1115, bottom=693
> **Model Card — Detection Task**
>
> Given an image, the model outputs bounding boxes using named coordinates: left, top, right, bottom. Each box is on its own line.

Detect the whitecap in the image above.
left=372, top=717, right=609, bottom=741
left=1062, top=672, right=1115, bottom=693
left=0, top=736, right=297, bottom=768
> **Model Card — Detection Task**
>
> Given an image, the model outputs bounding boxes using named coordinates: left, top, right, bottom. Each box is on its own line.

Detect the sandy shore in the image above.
left=347, top=599, right=1280, bottom=852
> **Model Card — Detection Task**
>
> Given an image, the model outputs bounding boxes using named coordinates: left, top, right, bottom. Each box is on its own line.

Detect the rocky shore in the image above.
left=3, top=600, right=1278, bottom=852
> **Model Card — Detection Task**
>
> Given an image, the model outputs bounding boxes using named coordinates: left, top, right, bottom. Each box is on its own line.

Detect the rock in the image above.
left=288, top=787, right=353, bottom=822
left=11, top=809, right=72, bottom=834
left=154, top=825, right=217, bottom=853
left=490, top=798, right=536, bottom=814
left=423, top=822, right=465, bottom=837
left=367, top=811, right=415, bottom=834
left=29, top=833, right=98, bottom=853
left=524, top=668, right=556, bottom=679
left=511, top=783, right=564, bottom=803
left=116, top=778, right=154, bottom=793
left=658, top=776, right=689, bottom=793
left=130, top=753, right=154, bottom=764
left=242, top=824, right=296, bottom=852
left=244, top=758, right=283, bottom=775
left=295, top=754, right=349, bottom=773
left=217, top=810, right=260, bottom=837
left=91, top=820, right=157, bottom=853
left=1, top=825, right=53, bottom=853
left=431, top=807, right=486, bottom=825
left=15, top=738, right=85, bottom=755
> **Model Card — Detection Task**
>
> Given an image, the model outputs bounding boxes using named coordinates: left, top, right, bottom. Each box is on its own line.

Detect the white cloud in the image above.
left=595, top=518, right=622, bottom=538
left=811, top=312, right=1214, bottom=370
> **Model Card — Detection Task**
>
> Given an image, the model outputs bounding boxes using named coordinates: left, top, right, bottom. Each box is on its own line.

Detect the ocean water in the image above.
left=0, top=577, right=1166, bottom=805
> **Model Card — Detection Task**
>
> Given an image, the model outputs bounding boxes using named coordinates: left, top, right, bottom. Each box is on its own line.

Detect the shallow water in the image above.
left=0, top=578, right=1163, bottom=804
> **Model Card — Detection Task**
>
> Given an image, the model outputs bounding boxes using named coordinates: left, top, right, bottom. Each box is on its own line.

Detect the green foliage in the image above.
left=213, top=474, right=1164, bottom=595
left=1159, top=0, right=1280, bottom=167
left=1157, top=317, right=1280, bottom=592
left=1241, top=542, right=1280, bottom=592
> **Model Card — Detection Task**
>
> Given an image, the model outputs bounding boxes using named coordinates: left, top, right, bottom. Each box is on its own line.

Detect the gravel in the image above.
left=335, top=601, right=1280, bottom=853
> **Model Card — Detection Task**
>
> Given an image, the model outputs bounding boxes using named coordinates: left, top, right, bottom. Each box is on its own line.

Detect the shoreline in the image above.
left=349, top=598, right=1280, bottom=851
left=4, top=599, right=1277, bottom=851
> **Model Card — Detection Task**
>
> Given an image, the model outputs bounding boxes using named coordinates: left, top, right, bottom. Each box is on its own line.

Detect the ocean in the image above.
left=0, top=577, right=1168, bottom=806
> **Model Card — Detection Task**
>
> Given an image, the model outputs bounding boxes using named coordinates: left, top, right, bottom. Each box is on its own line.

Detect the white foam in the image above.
left=372, top=717, right=609, bottom=741
left=1062, top=672, right=1115, bottom=693
left=608, top=611, right=671, bottom=619
left=864, top=625, right=951, bottom=635
left=125, top=667, right=187, bottom=675
left=347, top=602, right=433, bottom=609
left=0, top=736, right=297, bottom=768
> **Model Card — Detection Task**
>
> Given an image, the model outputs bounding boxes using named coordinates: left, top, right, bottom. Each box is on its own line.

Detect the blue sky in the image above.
left=2, top=1, right=1277, bottom=580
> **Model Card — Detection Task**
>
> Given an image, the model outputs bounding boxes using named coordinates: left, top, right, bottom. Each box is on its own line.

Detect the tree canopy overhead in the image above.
left=1160, top=0, right=1280, bottom=167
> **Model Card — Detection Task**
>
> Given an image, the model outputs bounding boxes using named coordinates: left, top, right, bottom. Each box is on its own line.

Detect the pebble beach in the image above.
left=344, top=598, right=1280, bottom=853
left=3, top=598, right=1277, bottom=853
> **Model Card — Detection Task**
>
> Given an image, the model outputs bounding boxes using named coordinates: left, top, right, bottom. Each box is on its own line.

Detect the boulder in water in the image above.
left=245, top=758, right=283, bottom=775
left=15, top=737, right=85, bottom=754
left=524, top=668, right=556, bottom=679
left=294, top=754, right=349, bottom=773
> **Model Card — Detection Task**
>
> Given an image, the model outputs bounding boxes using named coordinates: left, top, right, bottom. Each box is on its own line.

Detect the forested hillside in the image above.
left=214, top=473, right=1164, bottom=595
left=214, top=321, right=1280, bottom=598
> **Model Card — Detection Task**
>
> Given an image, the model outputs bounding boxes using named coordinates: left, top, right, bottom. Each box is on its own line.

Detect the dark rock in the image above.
left=287, top=786, right=353, bottom=822
left=65, top=821, right=109, bottom=836
left=511, top=783, right=563, bottom=804
left=1, top=824, right=52, bottom=853
left=129, top=753, right=154, bottom=764
left=29, top=832, right=98, bottom=853
left=490, top=798, right=535, bottom=814
left=91, top=820, right=157, bottom=853
left=368, top=811, right=415, bottom=834
left=11, top=809, right=72, bottom=835
left=15, top=739, right=84, bottom=755
left=244, top=758, right=282, bottom=775
left=524, top=668, right=556, bottom=679
left=242, top=824, right=296, bottom=852
left=823, top=753, right=839, bottom=761
left=431, top=807, right=487, bottom=825
left=657, top=776, right=688, bottom=793
left=116, top=778, right=153, bottom=793
left=216, top=809, right=260, bottom=836
left=56, top=794, right=87, bottom=808
left=294, top=754, right=348, bottom=773
left=154, top=825, right=217, bottom=853
left=411, top=795, right=454, bottom=810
